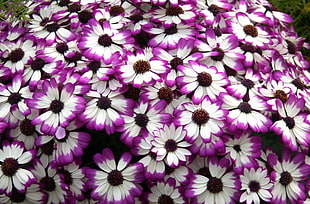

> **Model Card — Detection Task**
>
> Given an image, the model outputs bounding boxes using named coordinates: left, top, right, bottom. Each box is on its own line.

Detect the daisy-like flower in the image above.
left=27, top=78, right=86, bottom=137
left=177, top=61, right=229, bottom=103
left=174, top=96, right=227, bottom=143
left=146, top=178, right=187, bottom=204
left=118, top=48, right=168, bottom=88
left=239, top=167, right=273, bottom=204
left=270, top=94, right=310, bottom=151
left=185, top=156, right=240, bottom=204
left=222, top=94, right=272, bottom=132
left=0, top=140, right=36, bottom=195
left=79, top=86, right=134, bottom=134
left=267, top=148, right=310, bottom=204
left=87, top=148, right=144, bottom=204
left=78, top=19, right=133, bottom=64
left=151, top=124, right=191, bottom=168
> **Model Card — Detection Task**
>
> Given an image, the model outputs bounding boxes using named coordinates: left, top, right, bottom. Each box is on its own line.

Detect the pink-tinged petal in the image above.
left=273, top=11, right=293, bottom=23
left=117, top=152, right=132, bottom=171
left=236, top=13, right=251, bottom=27
left=17, top=150, right=35, bottom=164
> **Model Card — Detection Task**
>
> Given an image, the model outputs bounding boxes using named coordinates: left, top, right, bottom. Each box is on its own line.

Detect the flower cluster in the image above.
left=0, top=0, right=309, bottom=203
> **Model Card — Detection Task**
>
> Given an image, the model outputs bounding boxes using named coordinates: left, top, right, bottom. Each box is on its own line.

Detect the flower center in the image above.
left=133, top=60, right=151, bottom=74
left=88, top=61, right=101, bottom=72
left=283, top=117, right=295, bottom=129
left=158, top=87, right=174, bottom=104
left=207, top=177, right=223, bottom=193
left=238, top=102, right=252, bottom=113
left=170, top=57, right=183, bottom=70
left=1, top=158, right=19, bottom=177
left=165, top=6, right=184, bottom=16
left=65, top=51, right=82, bottom=63
left=208, top=4, right=221, bottom=16
left=68, top=4, right=81, bottom=13
left=78, top=10, right=92, bottom=24
left=124, top=84, right=140, bottom=101
left=40, top=176, right=56, bottom=191
left=45, top=23, right=60, bottom=32
left=31, top=58, right=46, bottom=70
left=211, top=48, right=225, bottom=61
left=9, top=48, right=24, bottom=63
left=197, top=72, right=212, bottom=87
left=10, top=188, right=26, bottom=203
left=135, top=113, right=149, bottom=127
left=50, top=100, right=64, bottom=113
left=158, top=194, right=174, bottom=204
left=243, top=25, right=258, bottom=37
left=198, top=167, right=211, bottom=178
left=56, top=43, right=69, bottom=54
left=97, top=97, right=112, bottom=110
left=241, top=79, right=255, bottom=89
left=292, top=78, right=306, bottom=90
left=98, top=34, right=113, bottom=47
left=8, top=93, right=22, bottom=105
left=109, top=5, right=124, bottom=16
left=164, top=139, right=177, bottom=152
left=279, top=171, right=293, bottom=186
left=58, top=169, right=73, bottom=185
left=40, top=140, right=54, bottom=155
left=274, top=90, right=288, bottom=103
left=20, top=119, right=36, bottom=136
left=58, top=0, right=70, bottom=6
left=249, top=181, right=260, bottom=192
left=107, top=170, right=123, bottom=186
left=164, top=25, right=178, bottom=35
left=192, top=109, right=209, bottom=125
left=286, top=41, right=296, bottom=54
left=240, top=43, right=257, bottom=53
left=129, top=13, right=143, bottom=23
left=233, top=144, right=241, bottom=152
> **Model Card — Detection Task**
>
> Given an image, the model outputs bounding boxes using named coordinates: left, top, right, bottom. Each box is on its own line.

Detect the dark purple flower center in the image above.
left=198, top=167, right=211, bottom=178
left=207, top=177, right=223, bottom=193
left=87, top=61, right=100, bottom=73
left=240, top=43, right=257, bottom=53
left=164, top=25, right=178, bottom=35
left=241, top=79, right=255, bottom=89
left=98, top=34, right=113, bottom=47
left=165, top=6, right=184, bottom=16
left=283, top=117, right=295, bottom=129
left=170, top=57, right=183, bottom=70
left=50, top=100, right=64, bottom=113
left=158, top=87, right=174, bottom=104
left=10, top=188, right=26, bottom=203
left=224, top=65, right=237, bottom=76
left=238, top=102, right=252, bottom=113
left=9, top=48, right=24, bottom=63
left=135, top=113, right=149, bottom=127
left=208, top=4, right=221, bottom=16
left=58, top=0, right=70, bottom=7
left=31, top=58, right=46, bottom=70
left=197, top=72, right=212, bottom=87
left=45, top=23, right=60, bottom=32
left=78, top=10, right=92, bottom=24
left=56, top=43, right=69, bottom=54
left=279, top=171, right=293, bottom=186
left=124, top=84, right=140, bottom=101
left=164, top=139, right=177, bottom=152
left=192, top=109, right=209, bottom=125
left=243, top=25, right=258, bottom=37
left=158, top=194, right=174, bottom=204
left=211, top=48, right=225, bottom=61
left=274, top=90, right=288, bottom=103
left=65, top=51, right=82, bottom=63
left=68, top=4, right=81, bottom=13
left=97, top=97, right=112, bottom=110
left=286, top=41, right=297, bottom=54
left=109, top=5, right=124, bottom=17
left=8, top=93, right=22, bottom=105
left=249, top=181, right=260, bottom=192
left=292, top=78, right=306, bottom=90
left=233, top=144, right=241, bottom=152
left=129, top=13, right=144, bottom=23
left=107, top=170, right=123, bottom=186
left=1, top=158, right=19, bottom=176
left=58, top=169, right=73, bottom=185
left=40, top=140, right=54, bottom=155
left=40, top=176, right=56, bottom=191
left=40, top=18, right=49, bottom=26
left=20, top=119, right=35, bottom=136
left=133, top=60, right=151, bottom=74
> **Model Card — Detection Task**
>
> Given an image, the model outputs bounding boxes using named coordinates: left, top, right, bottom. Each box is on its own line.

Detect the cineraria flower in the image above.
left=87, top=148, right=144, bottom=204
left=151, top=124, right=191, bottom=168
left=0, top=185, right=46, bottom=204
left=146, top=178, right=187, bottom=203
left=118, top=48, right=168, bottom=88
left=185, top=156, right=240, bottom=204
left=270, top=94, right=310, bottom=151
left=174, top=96, right=227, bottom=143
left=267, top=148, right=310, bottom=204
left=0, top=141, right=36, bottom=195
left=28, top=78, right=86, bottom=136
left=239, top=167, right=273, bottom=204
left=177, top=61, right=229, bottom=103
left=164, top=164, right=192, bottom=186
